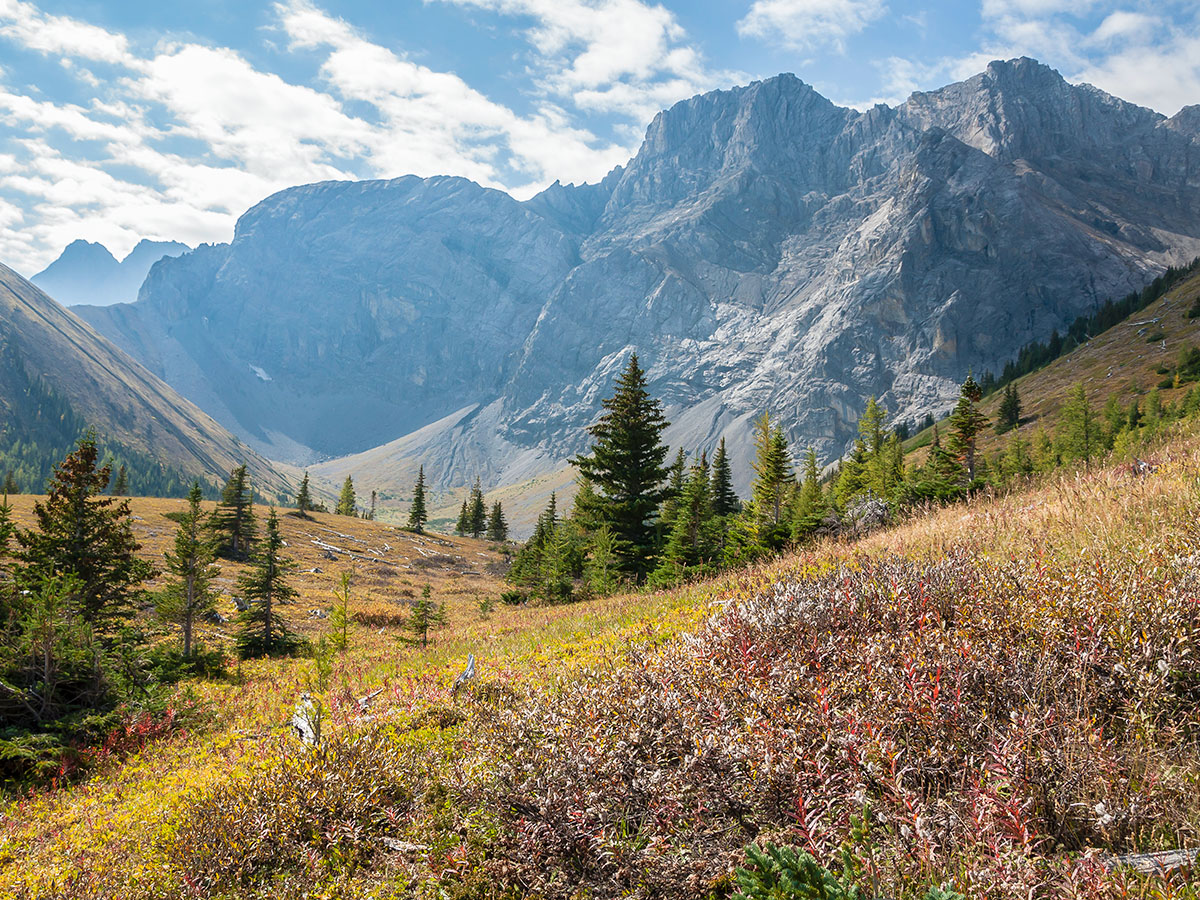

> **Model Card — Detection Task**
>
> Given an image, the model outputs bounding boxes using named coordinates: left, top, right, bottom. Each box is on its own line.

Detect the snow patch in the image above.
left=249, top=364, right=272, bottom=382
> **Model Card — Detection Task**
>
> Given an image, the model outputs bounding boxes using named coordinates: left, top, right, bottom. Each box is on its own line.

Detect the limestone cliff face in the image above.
left=77, top=59, right=1200, bottom=490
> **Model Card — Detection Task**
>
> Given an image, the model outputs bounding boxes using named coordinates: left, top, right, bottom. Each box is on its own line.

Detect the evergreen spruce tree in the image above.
left=658, top=449, right=688, bottom=533
left=570, top=477, right=603, bottom=532
left=654, top=454, right=716, bottom=582
left=486, top=501, right=509, bottom=541
left=407, top=466, right=428, bottom=533
left=996, top=384, right=1022, bottom=434
left=16, top=434, right=153, bottom=628
left=858, top=397, right=886, bottom=458
left=468, top=477, right=487, bottom=538
left=572, top=354, right=670, bottom=580
left=947, top=374, right=990, bottom=481
left=709, top=437, right=740, bottom=517
left=455, top=499, right=471, bottom=535
left=112, top=464, right=129, bottom=497
left=833, top=440, right=868, bottom=510
left=790, top=448, right=826, bottom=541
left=335, top=475, right=357, bottom=516
left=157, top=482, right=219, bottom=658
left=295, top=471, right=313, bottom=518
left=368, top=490, right=377, bottom=521
left=584, top=525, right=620, bottom=595
left=210, top=464, right=256, bottom=560
left=1, top=472, right=17, bottom=495
left=234, top=508, right=302, bottom=658
left=749, top=412, right=794, bottom=538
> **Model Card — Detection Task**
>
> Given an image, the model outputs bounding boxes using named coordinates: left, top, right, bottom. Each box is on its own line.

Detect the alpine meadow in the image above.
left=2, top=1, right=1200, bottom=897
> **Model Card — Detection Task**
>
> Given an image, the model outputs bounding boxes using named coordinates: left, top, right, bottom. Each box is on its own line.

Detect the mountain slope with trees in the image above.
left=77, top=59, right=1200, bottom=509
left=0, top=262, right=291, bottom=498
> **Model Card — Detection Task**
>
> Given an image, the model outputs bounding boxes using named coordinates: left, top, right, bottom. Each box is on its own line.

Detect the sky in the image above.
left=1, top=0, right=1198, bottom=275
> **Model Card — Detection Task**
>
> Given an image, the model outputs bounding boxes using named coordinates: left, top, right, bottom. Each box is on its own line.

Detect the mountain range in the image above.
left=70, top=57, right=1200, bottom=504
left=33, top=239, right=190, bottom=307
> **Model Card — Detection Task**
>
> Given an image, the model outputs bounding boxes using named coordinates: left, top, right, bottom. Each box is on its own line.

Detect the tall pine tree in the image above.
left=407, top=466, right=428, bottom=533
left=468, top=477, right=487, bottom=538
left=157, top=482, right=219, bottom=658
left=210, top=464, right=256, bottom=560
left=16, top=434, right=153, bottom=628
left=709, top=437, right=740, bottom=517
left=295, top=471, right=313, bottom=518
left=486, top=500, right=509, bottom=541
left=572, top=354, right=670, bottom=580
left=235, top=508, right=302, bottom=658
left=749, top=412, right=794, bottom=538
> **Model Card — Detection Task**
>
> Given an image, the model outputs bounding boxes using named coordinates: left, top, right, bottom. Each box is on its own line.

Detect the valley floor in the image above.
left=3, top=431, right=1200, bottom=898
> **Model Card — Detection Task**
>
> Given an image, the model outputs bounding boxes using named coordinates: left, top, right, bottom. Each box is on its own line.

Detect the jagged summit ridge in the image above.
left=75, top=58, right=1200, bottom=496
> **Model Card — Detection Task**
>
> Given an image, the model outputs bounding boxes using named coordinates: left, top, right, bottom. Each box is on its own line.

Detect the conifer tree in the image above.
left=16, top=434, right=153, bottom=628
left=570, top=477, right=603, bottom=532
left=1, top=472, right=17, bottom=495
left=486, top=501, right=509, bottom=541
left=948, top=373, right=990, bottom=481
left=295, top=471, right=313, bottom=518
left=455, top=499, right=470, bottom=535
left=335, top=475, right=357, bottom=516
left=1057, top=383, right=1099, bottom=467
left=750, top=412, right=793, bottom=535
left=654, top=454, right=716, bottom=581
left=995, top=384, right=1022, bottom=434
left=584, top=525, right=619, bottom=595
left=406, top=584, right=446, bottom=648
left=790, top=448, right=826, bottom=541
left=407, top=466, right=428, bottom=533
left=157, top=482, right=219, bottom=658
left=468, top=477, right=487, bottom=538
left=368, top=490, right=377, bottom=521
left=235, top=508, right=301, bottom=658
left=858, top=397, right=886, bottom=458
left=210, top=464, right=256, bottom=560
left=572, top=354, right=670, bottom=580
left=658, top=448, right=687, bottom=532
left=112, top=464, right=128, bottom=496
left=709, top=437, right=740, bottom=516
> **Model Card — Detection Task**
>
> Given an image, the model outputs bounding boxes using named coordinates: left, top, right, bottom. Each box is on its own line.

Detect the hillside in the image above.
left=907, top=264, right=1200, bottom=462
left=3, top=429, right=1199, bottom=897
left=77, top=58, right=1200, bottom=509
left=0, top=262, right=292, bottom=497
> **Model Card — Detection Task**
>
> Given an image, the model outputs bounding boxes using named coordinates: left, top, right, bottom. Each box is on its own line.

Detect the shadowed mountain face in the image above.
left=76, top=58, right=1200, bottom=493
left=0, top=262, right=290, bottom=496
left=33, top=239, right=190, bottom=307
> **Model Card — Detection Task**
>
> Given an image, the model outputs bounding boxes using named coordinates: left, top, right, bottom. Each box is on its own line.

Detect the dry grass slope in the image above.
left=1, top=432, right=1199, bottom=898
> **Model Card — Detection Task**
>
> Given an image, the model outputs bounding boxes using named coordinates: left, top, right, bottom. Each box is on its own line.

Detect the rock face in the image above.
left=33, top=238, right=190, bottom=306
left=76, top=58, right=1200, bottom=492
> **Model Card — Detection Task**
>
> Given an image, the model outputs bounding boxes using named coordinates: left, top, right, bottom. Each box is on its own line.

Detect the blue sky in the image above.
left=1, top=0, right=1198, bottom=275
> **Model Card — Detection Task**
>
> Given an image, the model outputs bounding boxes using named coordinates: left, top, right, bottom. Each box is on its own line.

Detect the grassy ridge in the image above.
left=3, top=422, right=1200, bottom=897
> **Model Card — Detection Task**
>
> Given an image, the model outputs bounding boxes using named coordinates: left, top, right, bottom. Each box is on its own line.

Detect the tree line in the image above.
left=503, top=349, right=1200, bottom=604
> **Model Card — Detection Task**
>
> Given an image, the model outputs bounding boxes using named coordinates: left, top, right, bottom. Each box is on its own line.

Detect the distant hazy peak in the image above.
left=31, top=236, right=190, bottom=307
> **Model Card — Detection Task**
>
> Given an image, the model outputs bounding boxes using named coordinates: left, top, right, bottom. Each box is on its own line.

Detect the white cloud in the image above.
left=0, top=0, right=649, bottom=273
left=0, top=0, right=137, bottom=66
left=435, top=0, right=740, bottom=121
left=737, top=0, right=888, bottom=52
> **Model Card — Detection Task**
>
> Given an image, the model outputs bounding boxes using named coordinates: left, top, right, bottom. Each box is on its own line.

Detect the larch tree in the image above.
left=335, top=475, right=357, bottom=516
left=572, top=353, right=671, bottom=581
left=157, top=482, right=219, bottom=658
